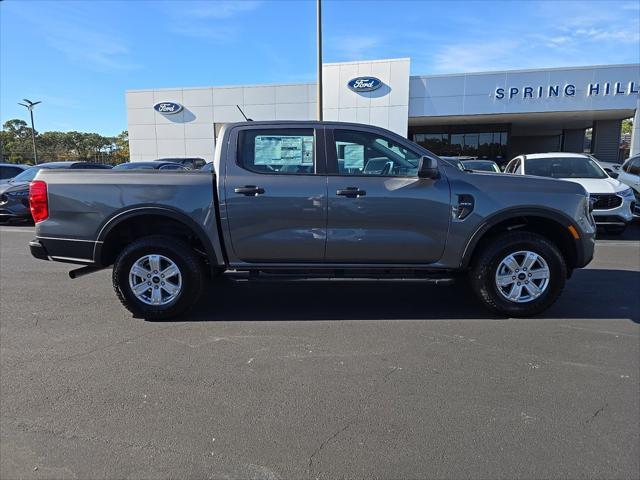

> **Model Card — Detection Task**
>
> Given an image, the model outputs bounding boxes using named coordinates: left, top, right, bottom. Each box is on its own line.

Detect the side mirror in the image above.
left=418, top=156, right=439, bottom=179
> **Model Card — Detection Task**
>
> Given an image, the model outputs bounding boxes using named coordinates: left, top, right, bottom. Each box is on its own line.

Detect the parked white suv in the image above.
left=616, top=154, right=640, bottom=219
left=505, top=153, right=635, bottom=234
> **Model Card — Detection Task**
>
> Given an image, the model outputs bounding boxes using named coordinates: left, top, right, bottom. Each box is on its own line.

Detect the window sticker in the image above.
left=254, top=135, right=313, bottom=166
left=343, top=144, right=364, bottom=169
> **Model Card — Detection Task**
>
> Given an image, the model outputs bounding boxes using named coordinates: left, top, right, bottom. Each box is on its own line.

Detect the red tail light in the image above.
left=29, top=180, right=49, bottom=223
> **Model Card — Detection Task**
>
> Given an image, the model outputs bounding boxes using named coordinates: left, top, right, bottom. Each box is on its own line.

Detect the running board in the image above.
left=225, top=271, right=457, bottom=285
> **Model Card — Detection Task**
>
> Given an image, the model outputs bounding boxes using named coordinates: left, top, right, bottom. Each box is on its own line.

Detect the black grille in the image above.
left=590, top=193, right=622, bottom=210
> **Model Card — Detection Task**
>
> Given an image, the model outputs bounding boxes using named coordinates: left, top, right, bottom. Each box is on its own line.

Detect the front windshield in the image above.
left=11, top=166, right=41, bottom=183
left=113, top=163, right=155, bottom=170
left=525, top=157, right=607, bottom=179
left=462, top=161, right=499, bottom=172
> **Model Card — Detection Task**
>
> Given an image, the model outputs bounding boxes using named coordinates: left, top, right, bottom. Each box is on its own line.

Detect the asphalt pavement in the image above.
left=1, top=225, right=639, bottom=479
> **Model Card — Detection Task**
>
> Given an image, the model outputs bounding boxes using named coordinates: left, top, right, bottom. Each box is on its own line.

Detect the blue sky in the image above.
left=1, top=0, right=639, bottom=136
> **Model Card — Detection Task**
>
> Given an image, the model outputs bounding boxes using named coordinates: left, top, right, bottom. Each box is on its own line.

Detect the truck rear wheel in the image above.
left=112, top=235, right=204, bottom=320
left=469, top=231, right=566, bottom=317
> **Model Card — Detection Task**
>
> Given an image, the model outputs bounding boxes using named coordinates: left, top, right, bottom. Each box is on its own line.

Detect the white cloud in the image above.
left=329, top=35, right=382, bottom=60
left=7, top=3, right=139, bottom=72
left=161, top=0, right=262, bottom=42
left=184, top=1, right=261, bottom=19
left=427, top=1, right=639, bottom=74
left=431, top=41, right=524, bottom=73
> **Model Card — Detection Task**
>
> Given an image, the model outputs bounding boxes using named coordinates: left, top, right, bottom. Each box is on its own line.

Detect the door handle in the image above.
left=234, top=185, right=265, bottom=196
left=336, top=187, right=366, bottom=198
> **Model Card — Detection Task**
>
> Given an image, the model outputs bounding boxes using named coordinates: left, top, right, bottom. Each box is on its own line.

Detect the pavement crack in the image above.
left=586, top=403, right=608, bottom=424
left=307, top=366, right=400, bottom=479
left=307, top=421, right=354, bottom=479
left=11, top=418, right=191, bottom=458
left=61, top=325, right=180, bottom=361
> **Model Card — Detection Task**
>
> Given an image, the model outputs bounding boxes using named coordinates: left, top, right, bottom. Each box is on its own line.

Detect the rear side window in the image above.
left=239, top=129, right=315, bottom=175
left=0, top=166, right=23, bottom=179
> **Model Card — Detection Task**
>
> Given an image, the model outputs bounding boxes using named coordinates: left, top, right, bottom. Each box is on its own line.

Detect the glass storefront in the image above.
left=412, top=128, right=509, bottom=164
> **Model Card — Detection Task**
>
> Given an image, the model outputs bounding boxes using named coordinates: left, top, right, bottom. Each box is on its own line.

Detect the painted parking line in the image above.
left=0, top=227, right=35, bottom=233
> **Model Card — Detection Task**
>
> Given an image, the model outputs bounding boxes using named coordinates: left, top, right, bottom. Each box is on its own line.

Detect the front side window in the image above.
left=334, top=129, right=421, bottom=177
left=239, top=129, right=315, bottom=175
left=624, top=156, right=640, bottom=175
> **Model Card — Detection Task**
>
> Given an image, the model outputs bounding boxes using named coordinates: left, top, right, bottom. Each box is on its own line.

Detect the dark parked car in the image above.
left=154, top=157, right=206, bottom=170
left=0, top=162, right=112, bottom=223
left=461, top=160, right=501, bottom=173
left=113, top=161, right=188, bottom=171
left=0, top=163, right=29, bottom=181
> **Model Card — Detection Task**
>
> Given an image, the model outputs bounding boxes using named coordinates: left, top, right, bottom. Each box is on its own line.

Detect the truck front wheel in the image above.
left=112, top=235, right=204, bottom=320
left=469, top=231, right=567, bottom=317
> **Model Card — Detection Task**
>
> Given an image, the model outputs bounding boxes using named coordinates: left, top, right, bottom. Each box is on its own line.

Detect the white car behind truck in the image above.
left=504, top=152, right=635, bottom=234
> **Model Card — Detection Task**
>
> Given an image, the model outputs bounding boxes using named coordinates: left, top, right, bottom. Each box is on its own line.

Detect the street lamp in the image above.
left=18, top=98, right=41, bottom=165
left=317, top=0, right=323, bottom=121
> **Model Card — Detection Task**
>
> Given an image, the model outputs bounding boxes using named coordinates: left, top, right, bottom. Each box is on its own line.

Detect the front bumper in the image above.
left=591, top=195, right=634, bottom=226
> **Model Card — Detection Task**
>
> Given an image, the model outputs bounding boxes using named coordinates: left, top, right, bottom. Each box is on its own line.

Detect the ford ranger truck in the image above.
left=28, top=121, right=596, bottom=319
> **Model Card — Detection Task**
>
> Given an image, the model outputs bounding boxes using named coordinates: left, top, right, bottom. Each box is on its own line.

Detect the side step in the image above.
left=225, top=271, right=457, bottom=285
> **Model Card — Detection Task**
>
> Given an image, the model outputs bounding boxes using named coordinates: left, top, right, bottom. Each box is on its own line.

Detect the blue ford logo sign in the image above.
left=153, top=102, right=183, bottom=114
left=348, top=77, right=383, bottom=92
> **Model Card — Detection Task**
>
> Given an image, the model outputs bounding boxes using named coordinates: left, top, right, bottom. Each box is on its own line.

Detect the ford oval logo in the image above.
left=348, top=77, right=383, bottom=92
left=153, top=102, right=183, bottom=114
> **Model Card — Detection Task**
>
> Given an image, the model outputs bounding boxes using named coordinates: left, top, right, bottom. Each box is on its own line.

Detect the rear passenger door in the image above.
left=222, top=126, right=328, bottom=264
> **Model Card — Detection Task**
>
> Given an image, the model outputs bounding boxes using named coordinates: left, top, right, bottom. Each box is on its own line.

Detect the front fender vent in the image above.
left=454, top=194, right=475, bottom=220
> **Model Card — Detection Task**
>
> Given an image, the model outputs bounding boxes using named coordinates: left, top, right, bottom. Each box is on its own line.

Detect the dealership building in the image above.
left=126, top=58, right=640, bottom=165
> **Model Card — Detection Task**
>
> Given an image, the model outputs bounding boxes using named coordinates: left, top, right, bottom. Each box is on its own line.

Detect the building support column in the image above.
left=630, top=98, right=640, bottom=157
left=591, top=119, right=622, bottom=163
left=561, top=128, right=586, bottom=153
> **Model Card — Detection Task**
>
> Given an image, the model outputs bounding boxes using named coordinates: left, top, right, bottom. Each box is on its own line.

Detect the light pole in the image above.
left=18, top=98, right=41, bottom=164
left=316, top=0, right=323, bottom=121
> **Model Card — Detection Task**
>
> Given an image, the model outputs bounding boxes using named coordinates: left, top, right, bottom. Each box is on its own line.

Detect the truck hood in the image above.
left=560, top=176, right=627, bottom=194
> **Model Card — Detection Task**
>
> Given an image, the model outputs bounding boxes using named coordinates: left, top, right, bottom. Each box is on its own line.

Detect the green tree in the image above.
left=1, top=119, right=127, bottom=164
left=621, top=118, right=633, bottom=135
left=1, top=119, right=36, bottom=163
left=113, top=130, right=129, bottom=163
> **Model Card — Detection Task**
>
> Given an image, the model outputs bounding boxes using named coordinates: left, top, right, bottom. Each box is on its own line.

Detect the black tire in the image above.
left=469, top=231, right=567, bottom=317
left=112, top=235, right=204, bottom=320
left=604, top=225, right=626, bottom=235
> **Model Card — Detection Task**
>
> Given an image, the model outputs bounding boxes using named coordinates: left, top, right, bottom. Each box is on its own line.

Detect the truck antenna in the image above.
left=236, top=105, right=253, bottom=121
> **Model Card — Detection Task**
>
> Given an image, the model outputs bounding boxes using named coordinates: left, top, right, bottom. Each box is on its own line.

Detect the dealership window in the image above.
left=413, top=130, right=508, bottom=162
left=239, top=129, right=315, bottom=174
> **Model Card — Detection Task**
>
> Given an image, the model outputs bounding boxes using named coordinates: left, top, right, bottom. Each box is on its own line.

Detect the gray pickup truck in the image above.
left=29, top=121, right=596, bottom=319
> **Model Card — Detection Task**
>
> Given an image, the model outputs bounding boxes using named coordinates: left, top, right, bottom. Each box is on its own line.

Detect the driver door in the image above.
left=325, top=127, right=450, bottom=264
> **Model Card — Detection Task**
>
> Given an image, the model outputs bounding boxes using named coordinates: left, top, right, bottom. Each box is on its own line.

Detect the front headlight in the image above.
left=619, top=188, right=634, bottom=199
